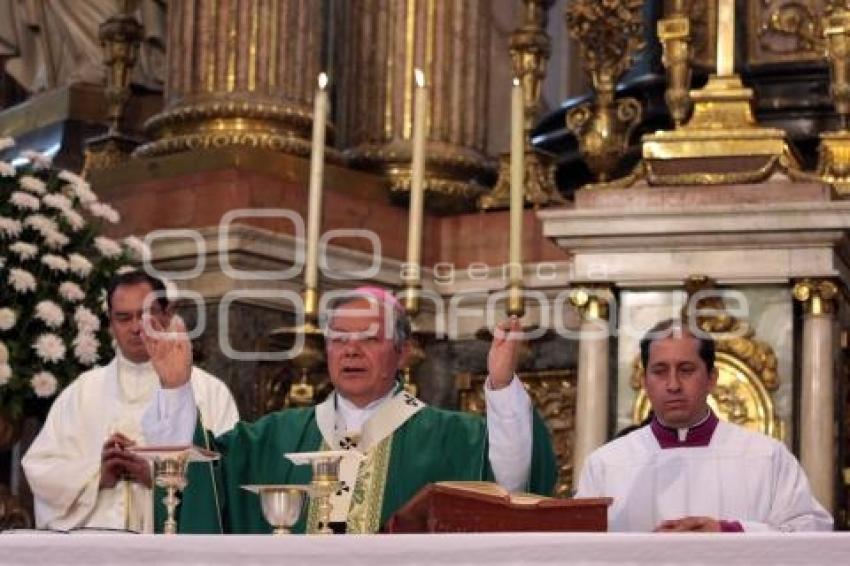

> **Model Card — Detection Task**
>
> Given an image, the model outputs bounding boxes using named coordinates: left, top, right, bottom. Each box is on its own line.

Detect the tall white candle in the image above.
left=717, top=0, right=734, bottom=76
left=509, top=77, right=524, bottom=283
left=406, top=68, right=427, bottom=285
left=305, top=72, right=328, bottom=290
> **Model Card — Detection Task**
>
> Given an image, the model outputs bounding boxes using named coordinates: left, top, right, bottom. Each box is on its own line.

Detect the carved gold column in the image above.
left=336, top=0, right=493, bottom=212
left=793, top=278, right=839, bottom=512
left=135, top=0, right=326, bottom=158
left=569, top=287, right=611, bottom=491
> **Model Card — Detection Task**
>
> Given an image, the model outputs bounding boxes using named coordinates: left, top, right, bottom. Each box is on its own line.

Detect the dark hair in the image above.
left=639, top=318, right=715, bottom=373
left=106, top=270, right=170, bottom=314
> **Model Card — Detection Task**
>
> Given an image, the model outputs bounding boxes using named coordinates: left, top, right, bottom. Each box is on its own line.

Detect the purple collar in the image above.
left=650, top=411, right=719, bottom=449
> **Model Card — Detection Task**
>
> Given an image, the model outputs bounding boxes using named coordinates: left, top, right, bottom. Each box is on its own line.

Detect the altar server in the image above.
left=576, top=318, right=833, bottom=532
left=23, top=271, right=238, bottom=532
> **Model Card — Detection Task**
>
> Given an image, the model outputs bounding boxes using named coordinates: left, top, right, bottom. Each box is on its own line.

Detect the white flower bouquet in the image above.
left=0, top=138, right=145, bottom=419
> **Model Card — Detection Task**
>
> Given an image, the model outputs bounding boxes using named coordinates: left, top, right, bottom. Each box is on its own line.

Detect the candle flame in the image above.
left=513, top=77, right=520, bottom=87
left=414, top=68, right=425, bottom=88
left=318, top=72, right=329, bottom=89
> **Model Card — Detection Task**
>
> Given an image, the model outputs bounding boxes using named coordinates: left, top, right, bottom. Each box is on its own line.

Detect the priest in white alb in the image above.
left=575, top=318, right=833, bottom=532
left=22, top=271, right=238, bottom=532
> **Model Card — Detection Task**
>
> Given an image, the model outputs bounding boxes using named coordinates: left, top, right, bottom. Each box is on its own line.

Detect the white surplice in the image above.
left=22, top=355, right=238, bottom=533
left=576, top=419, right=833, bottom=532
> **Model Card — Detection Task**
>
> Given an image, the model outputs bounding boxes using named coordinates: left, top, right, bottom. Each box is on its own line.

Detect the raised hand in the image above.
left=487, top=316, right=523, bottom=390
left=142, top=314, right=192, bottom=389
left=654, top=516, right=721, bottom=533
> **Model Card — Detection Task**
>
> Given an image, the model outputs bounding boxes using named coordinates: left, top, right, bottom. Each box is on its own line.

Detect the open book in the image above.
left=432, top=481, right=549, bottom=506
left=385, top=482, right=612, bottom=533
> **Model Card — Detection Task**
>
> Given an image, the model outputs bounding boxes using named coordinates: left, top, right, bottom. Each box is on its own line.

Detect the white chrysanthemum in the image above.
left=122, top=235, right=150, bottom=260
left=62, top=175, right=97, bottom=204
left=68, top=253, right=93, bottom=277
left=58, top=169, right=85, bottom=187
left=43, top=192, right=71, bottom=211
left=21, top=149, right=52, bottom=169
left=94, top=236, right=122, bottom=258
left=8, top=268, right=36, bottom=293
left=0, top=217, right=23, bottom=238
left=60, top=208, right=86, bottom=231
left=0, top=137, right=13, bottom=151
left=0, top=161, right=14, bottom=177
left=87, top=202, right=120, bottom=224
left=30, top=371, right=58, bottom=397
left=10, top=191, right=40, bottom=211
left=23, top=214, right=58, bottom=235
left=9, top=241, right=38, bottom=260
left=35, top=300, right=65, bottom=328
left=73, top=333, right=100, bottom=365
left=0, top=308, right=16, bottom=331
left=74, top=305, right=101, bottom=333
left=42, top=229, right=70, bottom=249
left=58, top=281, right=85, bottom=302
left=0, top=341, right=7, bottom=363
left=33, top=333, right=65, bottom=363
left=0, top=363, right=10, bottom=386
left=19, top=175, right=47, bottom=195
left=41, top=254, right=68, bottom=272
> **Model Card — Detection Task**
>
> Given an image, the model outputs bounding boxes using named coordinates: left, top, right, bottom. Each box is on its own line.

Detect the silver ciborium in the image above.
left=131, top=445, right=219, bottom=535
left=286, top=451, right=352, bottom=535
left=242, top=485, right=311, bottom=534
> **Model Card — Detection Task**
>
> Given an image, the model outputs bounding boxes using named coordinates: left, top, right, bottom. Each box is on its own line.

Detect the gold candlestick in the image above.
left=640, top=0, right=798, bottom=186
left=83, top=1, right=144, bottom=174
left=809, top=8, right=850, bottom=195
left=478, top=0, right=563, bottom=210
left=657, top=0, right=693, bottom=128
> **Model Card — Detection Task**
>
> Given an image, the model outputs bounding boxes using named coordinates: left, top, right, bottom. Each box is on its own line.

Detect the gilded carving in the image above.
left=793, top=279, right=839, bottom=315
left=565, top=0, right=645, bottom=182
left=457, top=369, right=576, bottom=498
left=747, top=0, right=834, bottom=64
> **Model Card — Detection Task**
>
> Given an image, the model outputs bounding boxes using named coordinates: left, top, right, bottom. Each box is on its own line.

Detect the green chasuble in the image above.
left=159, top=398, right=556, bottom=534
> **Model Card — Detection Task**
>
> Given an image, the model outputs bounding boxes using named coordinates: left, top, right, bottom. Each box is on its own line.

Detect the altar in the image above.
left=2, top=532, right=850, bottom=565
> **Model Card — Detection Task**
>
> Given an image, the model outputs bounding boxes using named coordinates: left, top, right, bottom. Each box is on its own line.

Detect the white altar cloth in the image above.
left=2, top=532, right=849, bottom=565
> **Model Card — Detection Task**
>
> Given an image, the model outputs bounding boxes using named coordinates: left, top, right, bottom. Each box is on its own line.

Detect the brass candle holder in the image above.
left=478, top=0, right=563, bottom=210
left=813, top=8, right=850, bottom=195
left=268, top=287, right=326, bottom=407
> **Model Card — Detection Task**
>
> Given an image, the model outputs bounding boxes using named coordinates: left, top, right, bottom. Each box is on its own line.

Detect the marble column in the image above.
left=136, top=0, right=327, bottom=158
left=792, top=278, right=838, bottom=512
left=335, top=0, right=494, bottom=212
left=569, top=288, right=611, bottom=491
